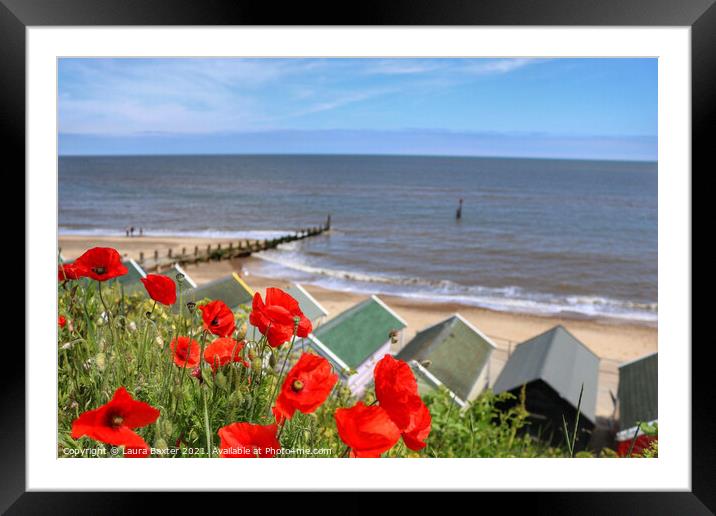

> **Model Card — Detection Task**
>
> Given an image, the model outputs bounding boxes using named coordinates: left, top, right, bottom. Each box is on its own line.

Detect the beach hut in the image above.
left=115, top=259, right=148, bottom=293
left=397, top=314, right=496, bottom=407
left=305, top=295, right=407, bottom=397
left=409, top=360, right=468, bottom=408
left=178, top=272, right=254, bottom=312
left=158, top=263, right=198, bottom=289
left=492, top=325, right=599, bottom=448
left=283, top=283, right=329, bottom=326
left=615, top=352, right=658, bottom=456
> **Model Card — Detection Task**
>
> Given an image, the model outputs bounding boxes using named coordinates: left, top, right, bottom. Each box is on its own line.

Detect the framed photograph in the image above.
left=9, top=0, right=710, bottom=512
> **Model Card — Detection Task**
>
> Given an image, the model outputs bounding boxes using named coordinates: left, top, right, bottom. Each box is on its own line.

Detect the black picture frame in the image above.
left=5, top=0, right=710, bottom=513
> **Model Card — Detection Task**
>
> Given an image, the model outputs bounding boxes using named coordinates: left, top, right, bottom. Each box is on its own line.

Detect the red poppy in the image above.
left=169, top=336, right=201, bottom=368
left=203, top=338, right=248, bottom=371
left=218, top=422, right=280, bottom=458
left=71, top=386, right=160, bottom=452
left=400, top=400, right=432, bottom=450
left=374, top=355, right=431, bottom=451
left=334, top=402, right=401, bottom=458
left=140, top=274, right=177, bottom=305
left=199, top=300, right=236, bottom=338
left=58, top=262, right=86, bottom=281
left=249, top=288, right=312, bottom=348
left=73, top=247, right=128, bottom=282
left=273, top=353, right=338, bottom=423
left=58, top=315, right=67, bottom=328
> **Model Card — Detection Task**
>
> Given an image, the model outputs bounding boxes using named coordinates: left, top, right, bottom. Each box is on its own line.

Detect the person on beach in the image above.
left=125, top=227, right=130, bottom=237
left=139, top=227, right=143, bottom=237
left=456, top=198, right=463, bottom=220
left=130, top=226, right=135, bottom=237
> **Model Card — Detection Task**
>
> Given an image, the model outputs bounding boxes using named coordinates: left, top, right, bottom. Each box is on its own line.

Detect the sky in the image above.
left=58, top=58, right=657, bottom=161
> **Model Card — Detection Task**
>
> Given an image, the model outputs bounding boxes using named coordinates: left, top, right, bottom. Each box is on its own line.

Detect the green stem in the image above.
left=268, top=323, right=299, bottom=415
left=202, top=384, right=212, bottom=457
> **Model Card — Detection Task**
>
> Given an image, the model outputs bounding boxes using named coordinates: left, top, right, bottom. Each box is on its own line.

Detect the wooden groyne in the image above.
left=137, top=216, right=331, bottom=273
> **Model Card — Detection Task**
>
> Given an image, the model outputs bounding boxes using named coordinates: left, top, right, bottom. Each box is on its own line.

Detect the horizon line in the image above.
left=57, top=152, right=658, bottom=164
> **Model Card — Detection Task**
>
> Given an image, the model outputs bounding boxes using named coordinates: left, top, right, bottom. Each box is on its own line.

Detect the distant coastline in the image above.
left=58, top=151, right=659, bottom=165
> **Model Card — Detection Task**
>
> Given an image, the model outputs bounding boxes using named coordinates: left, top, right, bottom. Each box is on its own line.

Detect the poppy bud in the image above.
left=154, top=437, right=168, bottom=451
left=96, top=316, right=105, bottom=326
left=162, top=419, right=173, bottom=436
left=216, top=371, right=227, bottom=389
left=251, top=358, right=262, bottom=372
left=95, top=352, right=106, bottom=371
left=236, top=323, right=247, bottom=340
left=248, top=350, right=256, bottom=361
left=269, top=352, right=278, bottom=368
left=155, top=336, right=164, bottom=348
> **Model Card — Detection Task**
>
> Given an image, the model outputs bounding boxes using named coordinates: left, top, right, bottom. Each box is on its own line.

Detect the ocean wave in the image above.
left=252, top=250, right=658, bottom=323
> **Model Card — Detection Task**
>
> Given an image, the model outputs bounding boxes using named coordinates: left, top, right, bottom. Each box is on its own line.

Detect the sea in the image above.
left=59, top=154, right=658, bottom=323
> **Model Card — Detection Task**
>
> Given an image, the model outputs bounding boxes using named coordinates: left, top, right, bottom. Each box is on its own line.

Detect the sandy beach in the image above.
left=59, top=234, right=658, bottom=417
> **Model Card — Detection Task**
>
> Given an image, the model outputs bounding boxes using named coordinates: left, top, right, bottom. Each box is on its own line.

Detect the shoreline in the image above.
left=58, top=233, right=657, bottom=329
left=59, top=234, right=658, bottom=417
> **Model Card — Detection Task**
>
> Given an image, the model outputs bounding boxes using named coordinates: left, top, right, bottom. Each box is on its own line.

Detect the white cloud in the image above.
left=459, top=58, right=542, bottom=75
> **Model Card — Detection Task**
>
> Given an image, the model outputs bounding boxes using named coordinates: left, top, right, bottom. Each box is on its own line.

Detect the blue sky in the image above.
left=58, top=58, right=657, bottom=160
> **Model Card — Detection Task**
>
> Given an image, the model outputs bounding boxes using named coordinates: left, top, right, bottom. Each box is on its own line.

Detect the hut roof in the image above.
left=617, top=352, right=658, bottom=430
left=492, top=325, right=599, bottom=423
left=180, top=272, right=254, bottom=310
left=311, top=295, right=407, bottom=370
left=409, top=360, right=467, bottom=408
left=157, top=264, right=197, bottom=289
left=397, top=314, right=496, bottom=402
left=284, top=283, right=329, bottom=323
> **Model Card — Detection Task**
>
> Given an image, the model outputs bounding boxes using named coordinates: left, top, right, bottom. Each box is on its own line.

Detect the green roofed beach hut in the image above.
left=492, top=325, right=599, bottom=448
left=115, top=259, right=147, bottom=293
left=284, top=283, right=329, bottom=325
left=409, top=360, right=468, bottom=408
left=306, top=295, right=407, bottom=396
left=616, top=352, right=657, bottom=444
left=158, top=264, right=197, bottom=289
left=397, top=314, right=496, bottom=406
left=176, top=272, right=254, bottom=315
